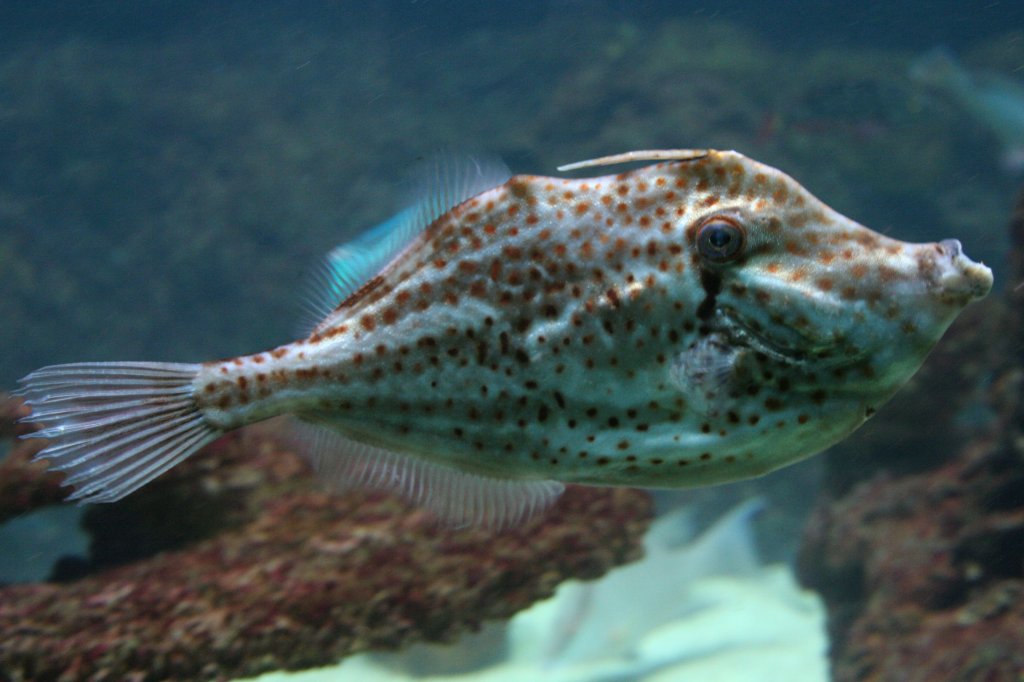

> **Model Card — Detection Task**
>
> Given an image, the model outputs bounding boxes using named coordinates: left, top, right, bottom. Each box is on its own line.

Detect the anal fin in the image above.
left=290, top=420, right=564, bottom=529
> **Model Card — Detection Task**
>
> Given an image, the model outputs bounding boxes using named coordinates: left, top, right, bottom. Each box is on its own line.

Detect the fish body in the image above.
left=18, top=149, right=993, bottom=525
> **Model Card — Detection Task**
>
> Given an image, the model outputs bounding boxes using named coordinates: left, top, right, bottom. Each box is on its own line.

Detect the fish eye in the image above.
left=697, top=217, right=745, bottom=263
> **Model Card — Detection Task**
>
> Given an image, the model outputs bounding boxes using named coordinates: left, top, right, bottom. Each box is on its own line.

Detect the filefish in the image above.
left=17, top=149, right=993, bottom=526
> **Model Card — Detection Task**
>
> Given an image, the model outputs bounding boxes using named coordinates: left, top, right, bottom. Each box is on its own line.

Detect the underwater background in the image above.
left=1, top=1, right=1023, bottom=680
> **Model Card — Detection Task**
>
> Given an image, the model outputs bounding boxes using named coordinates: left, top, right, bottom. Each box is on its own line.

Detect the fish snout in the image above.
left=930, top=238, right=993, bottom=303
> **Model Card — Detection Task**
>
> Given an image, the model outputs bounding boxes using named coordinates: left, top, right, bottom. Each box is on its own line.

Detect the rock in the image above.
left=0, top=417, right=652, bottom=681
left=797, top=187, right=1024, bottom=682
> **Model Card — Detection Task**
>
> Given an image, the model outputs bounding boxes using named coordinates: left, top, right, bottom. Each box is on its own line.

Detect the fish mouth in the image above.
left=931, top=239, right=993, bottom=303
left=714, top=306, right=861, bottom=369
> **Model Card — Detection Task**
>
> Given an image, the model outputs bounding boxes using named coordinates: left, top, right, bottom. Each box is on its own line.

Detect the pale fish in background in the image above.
left=240, top=498, right=829, bottom=682
left=911, top=47, right=1024, bottom=172
left=535, top=497, right=767, bottom=667
left=17, top=149, right=993, bottom=527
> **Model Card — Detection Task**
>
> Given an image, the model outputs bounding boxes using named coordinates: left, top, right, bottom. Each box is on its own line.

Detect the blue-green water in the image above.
left=0, top=2, right=1021, bottom=680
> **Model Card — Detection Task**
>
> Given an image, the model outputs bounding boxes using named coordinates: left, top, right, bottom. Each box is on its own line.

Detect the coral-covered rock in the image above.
left=0, top=392, right=30, bottom=440
left=0, top=412, right=652, bottom=681
left=798, top=188, right=1024, bottom=682
left=0, top=394, right=65, bottom=523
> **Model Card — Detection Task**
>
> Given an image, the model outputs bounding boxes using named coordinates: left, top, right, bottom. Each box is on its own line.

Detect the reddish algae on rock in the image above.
left=0, top=416, right=651, bottom=681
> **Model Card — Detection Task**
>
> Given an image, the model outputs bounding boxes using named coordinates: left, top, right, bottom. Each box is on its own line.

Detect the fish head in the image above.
left=665, top=150, right=993, bottom=475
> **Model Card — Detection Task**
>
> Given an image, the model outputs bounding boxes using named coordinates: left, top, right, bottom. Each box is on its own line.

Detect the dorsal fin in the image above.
left=557, top=149, right=711, bottom=172
left=298, top=153, right=511, bottom=334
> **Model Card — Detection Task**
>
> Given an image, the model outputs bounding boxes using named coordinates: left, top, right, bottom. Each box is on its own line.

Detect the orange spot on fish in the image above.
left=878, top=265, right=899, bottom=283
left=785, top=241, right=808, bottom=256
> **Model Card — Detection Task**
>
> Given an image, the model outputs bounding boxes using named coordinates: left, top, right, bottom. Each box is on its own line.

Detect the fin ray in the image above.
left=56, top=412, right=199, bottom=481
left=36, top=407, right=195, bottom=467
left=299, top=153, right=511, bottom=334
left=557, top=149, right=710, bottom=172
left=291, top=419, right=563, bottom=528
left=18, top=362, right=221, bottom=503
left=69, top=423, right=211, bottom=502
left=28, top=402, right=191, bottom=431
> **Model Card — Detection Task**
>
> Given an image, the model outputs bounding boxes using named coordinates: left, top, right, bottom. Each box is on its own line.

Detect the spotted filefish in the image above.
left=17, top=149, right=993, bottom=526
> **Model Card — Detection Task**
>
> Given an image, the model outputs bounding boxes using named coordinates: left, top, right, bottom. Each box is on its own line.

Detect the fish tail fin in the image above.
left=15, top=362, right=221, bottom=503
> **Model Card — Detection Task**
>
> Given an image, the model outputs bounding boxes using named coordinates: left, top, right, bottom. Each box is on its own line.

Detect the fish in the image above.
left=333, top=499, right=786, bottom=681
left=539, top=497, right=766, bottom=668
left=16, top=149, right=994, bottom=527
left=911, top=48, right=1024, bottom=172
